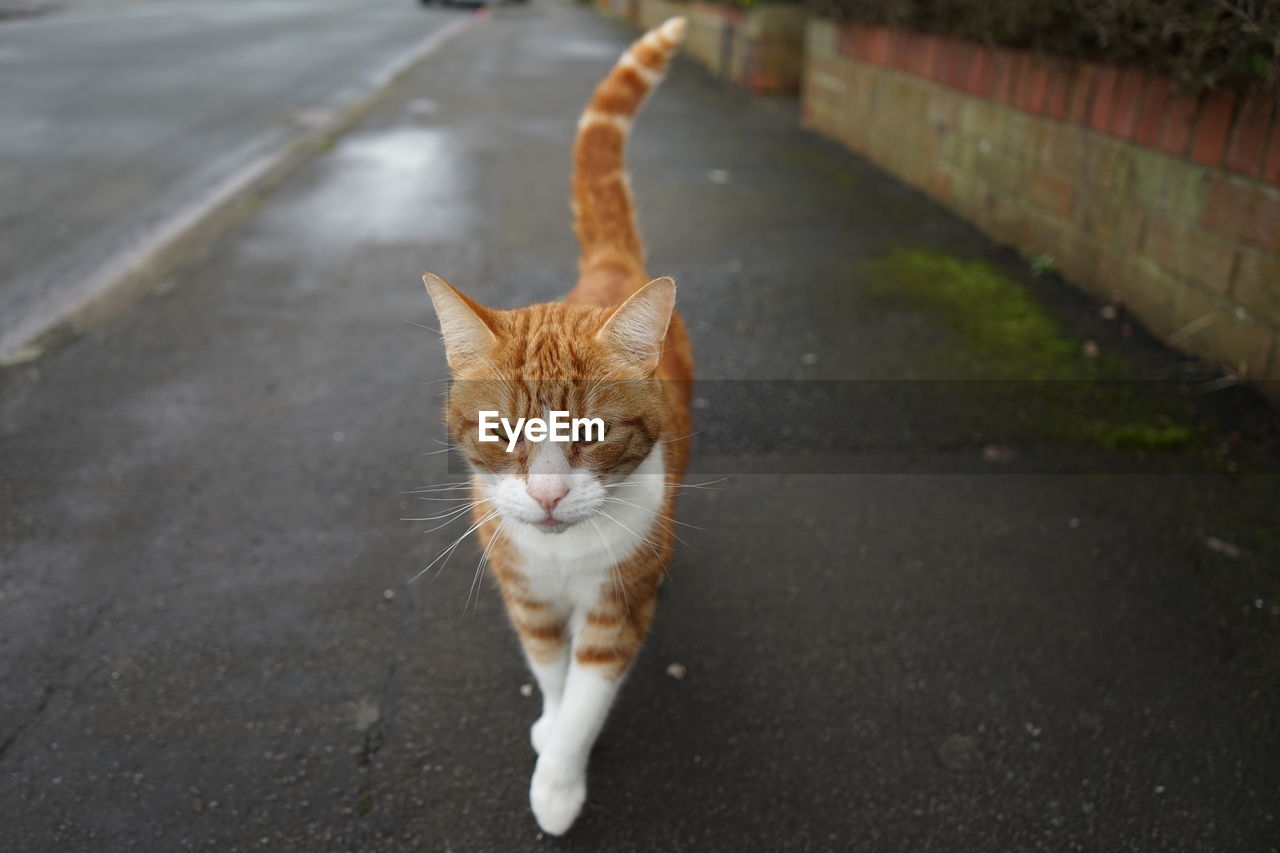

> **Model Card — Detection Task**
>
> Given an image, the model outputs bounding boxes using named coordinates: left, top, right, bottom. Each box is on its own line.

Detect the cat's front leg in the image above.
left=527, top=646, right=569, bottom=755
left=529, top=598, right=654, bottom=835
left=506, top=593, right=570, bottom=754
left=529, top=661, right=622, bottom=835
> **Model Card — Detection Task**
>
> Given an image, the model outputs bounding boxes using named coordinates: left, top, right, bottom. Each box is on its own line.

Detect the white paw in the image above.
left=530, top=714, right=554, bottom=755
left=529, top=756, right=586, bottom=836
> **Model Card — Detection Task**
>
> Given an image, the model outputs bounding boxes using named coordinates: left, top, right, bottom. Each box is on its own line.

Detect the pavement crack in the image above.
left=351, top=590, right=418, bottom=822
left=0, top=683, right=55, bottom=762
left=0, top=601, right=111, bottom=764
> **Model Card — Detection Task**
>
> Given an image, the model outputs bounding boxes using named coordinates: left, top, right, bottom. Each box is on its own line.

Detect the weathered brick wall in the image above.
left=804, top=19, right=1280, bottom=385
left=632, top=0, right=804, bottom=95
left=636, top=0, right=687, bottom=32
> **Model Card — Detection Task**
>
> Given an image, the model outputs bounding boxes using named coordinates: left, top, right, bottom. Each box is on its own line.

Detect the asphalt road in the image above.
left=0, top=0, right=460, bottom=357
left=2, top=2, right=1279, bottom=851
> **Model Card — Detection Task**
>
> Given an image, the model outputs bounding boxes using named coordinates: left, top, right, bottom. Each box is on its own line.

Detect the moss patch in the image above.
left=870, top=249, right=1201, bottom=453
left=872, top=249, right=1084, bottom=379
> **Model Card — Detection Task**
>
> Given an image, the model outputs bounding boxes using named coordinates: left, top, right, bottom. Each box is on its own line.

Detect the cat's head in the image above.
left=423, top=273, right=675, bottom=534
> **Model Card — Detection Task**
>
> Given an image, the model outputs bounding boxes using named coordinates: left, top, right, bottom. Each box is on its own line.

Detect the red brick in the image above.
left=1109, top=70, right=1145, bottom=139
left=933, top=38, right=957, bottom=86
left=1025, top=60, right=1051, bottom=114
left=1191, top=89, right=1237, bottom=166
left=856, top=26, right=879, bottom=62
left=1068, top=65, right=1098, bottom=126
left=1265, top=120, right=1280, bottom=184
left=1202, top=177, right=1280, bottom=253
left=1010, top=52, right=1034, bottom=108
left=1046, top=66, right=1070, bottom=120
left=928, top=37, right=949, bottom=83
left=991, top=49, right=1017, bottom=105
left=865, top=26, right=891, bottom=65
left=889, top=29, right=912, bottom=72
left=1134, top=77, right=1169, bottom=147
left=965, top=47, right=994, bottom=96
left=1011, top=54, right=1032, bottom=110
left=923, top=35, right=945, bottom=81
left=901, top=31, right=922, bottom=75
left=946, top=40, right=968, bottom=87
left=1225, top=90, right=1275, bottom=177
left=1090, top=67, right=1118, bottom=131
left=1160, top=92, right=1199, bottom=156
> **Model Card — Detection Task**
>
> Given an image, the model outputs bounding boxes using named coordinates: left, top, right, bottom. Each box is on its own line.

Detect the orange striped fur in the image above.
left=420, top=17, right=692, bottom=836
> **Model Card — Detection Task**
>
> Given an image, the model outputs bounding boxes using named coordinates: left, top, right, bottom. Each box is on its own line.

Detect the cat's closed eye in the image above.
left=576, top=422, right=610, bottom=445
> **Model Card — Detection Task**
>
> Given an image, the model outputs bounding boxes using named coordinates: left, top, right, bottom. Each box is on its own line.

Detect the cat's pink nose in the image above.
left=527, top=476, right=569, bottom=513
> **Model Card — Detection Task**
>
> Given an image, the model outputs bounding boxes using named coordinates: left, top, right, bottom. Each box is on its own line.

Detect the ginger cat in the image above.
left=421, top=18, right=693, bottom=835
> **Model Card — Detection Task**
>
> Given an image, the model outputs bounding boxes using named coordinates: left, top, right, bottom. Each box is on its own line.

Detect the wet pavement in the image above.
left=0, top=0, right=460, bottom=357
left=2, top=2, right=1280, bottom=850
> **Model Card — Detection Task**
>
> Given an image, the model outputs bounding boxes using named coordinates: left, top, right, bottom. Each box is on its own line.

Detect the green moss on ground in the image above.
left=871, top=249, right=1203, bottom=454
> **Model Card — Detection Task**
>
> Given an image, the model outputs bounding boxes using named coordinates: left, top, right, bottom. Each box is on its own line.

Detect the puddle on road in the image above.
left=522, top=37, right=619, bottom=61
left=263, top=126, right=477, bottom=251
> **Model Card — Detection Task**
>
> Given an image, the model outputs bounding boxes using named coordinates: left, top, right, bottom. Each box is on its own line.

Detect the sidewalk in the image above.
left=1, top=2, right=1278, bottom=850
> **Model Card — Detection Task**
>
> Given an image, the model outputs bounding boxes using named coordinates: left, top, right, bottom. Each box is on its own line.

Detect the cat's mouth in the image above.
left=536, top=516, right=570, bottom=534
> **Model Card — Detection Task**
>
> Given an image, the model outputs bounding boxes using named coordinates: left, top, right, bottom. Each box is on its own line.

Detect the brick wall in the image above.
left=632, top=0, right=805, bottom=95
left=804, top=19, right=1280, bottom=387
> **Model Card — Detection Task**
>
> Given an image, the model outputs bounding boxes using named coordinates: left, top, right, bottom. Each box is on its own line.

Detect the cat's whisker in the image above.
left=586, top=517, right=629, bottom=614
left=404, top=485, right=474, bottom=494
left=601, top=496, right=709, bottom=531
left=404, top=484, right=476, bottom=491
left=406, top=320, right=442, bottom=334
left=674, top=477, right=729, bottom=491
left=658, top=430, right=701, bottom=445
left=466, top=519, right=505, bottom=614
left=602, top=479, right=661, bottom=489
left=418, top=438, right=465, bottom=457
left=592, top=508, right=663, bottom=560
left=403, top=499, right=489, bottom=524
left=601, top=499, right=695, bottom=549
left=419, top=503, right=491, bottom=534
left=601, top=494, right=706, bottom=540
left=404, top=499, right=488, bottom=525
left=411, top=507, right=501, bottom=584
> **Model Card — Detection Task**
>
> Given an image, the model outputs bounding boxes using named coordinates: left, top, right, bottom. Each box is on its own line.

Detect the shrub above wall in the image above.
left=809, top=0, right=1280, bottom=95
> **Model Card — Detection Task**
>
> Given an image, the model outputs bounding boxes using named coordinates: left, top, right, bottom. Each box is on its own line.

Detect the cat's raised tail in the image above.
left=571, top=17, right=686, bottom=289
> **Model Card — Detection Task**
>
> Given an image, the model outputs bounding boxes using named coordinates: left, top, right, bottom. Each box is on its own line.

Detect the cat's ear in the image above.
left=422, top=273, right=499, bottom=371
left=596, top=276, right=675, bottom=374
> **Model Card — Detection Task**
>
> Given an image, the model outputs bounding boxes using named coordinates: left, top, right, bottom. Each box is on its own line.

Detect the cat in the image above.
left=420, top=17, right=693, bottom=836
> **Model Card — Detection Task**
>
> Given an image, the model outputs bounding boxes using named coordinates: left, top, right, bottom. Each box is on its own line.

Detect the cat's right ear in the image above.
left=422, top=273, right=499, bottom=371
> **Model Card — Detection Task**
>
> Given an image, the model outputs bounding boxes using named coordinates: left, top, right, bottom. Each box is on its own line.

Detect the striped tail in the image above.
left=572, top=17, right=686, bottom=280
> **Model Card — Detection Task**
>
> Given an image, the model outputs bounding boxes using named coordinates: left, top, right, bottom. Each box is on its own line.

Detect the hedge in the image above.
left=807, top=0, right=1280, bottom=94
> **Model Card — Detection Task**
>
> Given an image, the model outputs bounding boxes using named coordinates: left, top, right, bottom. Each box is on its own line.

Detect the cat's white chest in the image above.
left=504, top=446, right=666, bottom=612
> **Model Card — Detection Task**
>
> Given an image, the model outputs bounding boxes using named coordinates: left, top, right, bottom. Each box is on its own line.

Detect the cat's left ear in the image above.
left=423, top=272, right=499, bottom=371
left=596, top=276, right=675, bottom=374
